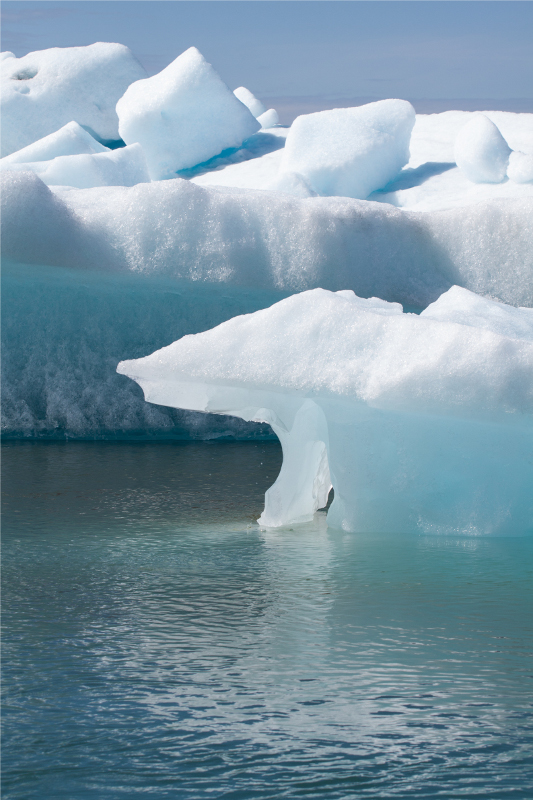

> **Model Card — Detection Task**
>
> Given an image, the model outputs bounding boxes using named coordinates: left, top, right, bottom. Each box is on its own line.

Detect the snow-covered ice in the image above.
left=1, top=43, right=146, bottom=157
left=257, top=108, right=280, bottom=129
left=508, top=151, right=533, bottom=184
left=0, top=144, right=150, bottom=189
left=233, top=86, right=266, bottom=118
left=194, top=109, right=533, bottom=210
left=117, top=47, right=260, bottom=179
left=1, top=40, right=532, bottom=463
left=454, top=114, right=511, bottom=183
left=118, top=287, right=533, bottom=535
left=277, top=100, right=416, bottom=199
left=3, top=170, right=531, bottom=308
left=0, top=121, right=109, bottom=164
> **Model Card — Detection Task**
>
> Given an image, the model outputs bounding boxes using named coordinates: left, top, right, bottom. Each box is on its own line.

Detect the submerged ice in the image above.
left=118, top=287, right=533, bottom=536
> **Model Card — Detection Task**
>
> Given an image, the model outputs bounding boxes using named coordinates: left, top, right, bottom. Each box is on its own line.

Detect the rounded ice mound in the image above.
left=1, top=43, right=147, bottom=157
left=454, top=114, right=511, bottom=183
left=507, top=151, right=533, bottom=184
left=117, top=47, right=260, bottom=180
left=277, top=99, right=416, bottom=199
left=257, top=108, right=280, bottom=129
left=233, top=86, right=266, bottom=118
left=0, top=121, right=109, bottom=165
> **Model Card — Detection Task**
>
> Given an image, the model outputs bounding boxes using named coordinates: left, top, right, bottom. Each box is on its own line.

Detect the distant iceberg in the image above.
left=118, top=287, right=533, bottom=535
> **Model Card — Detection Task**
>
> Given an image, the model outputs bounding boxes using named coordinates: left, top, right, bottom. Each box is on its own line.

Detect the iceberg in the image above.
left=2, top=170, right=531, bottom=308
left=1, top=43, right=147, bottom=157
left=193, top=109, right=532, bottom=210
left=117, top=47, right=260, bottom=179
left=277, top=99, right=416, bottom=198
left=2, top=259, right=287, bottom=439
left=257, top=108, right=280, bottom=129
left=454, top=114, right=511, bottom=183
left=233, top=86, right=266, bottom=118
left=118, top=287, right=533, bottom=536
left=0, top=144, right=150, bottom=189
left=2, top=38, right=532, bottom=447
left=0, top=121, right=109, bottom=164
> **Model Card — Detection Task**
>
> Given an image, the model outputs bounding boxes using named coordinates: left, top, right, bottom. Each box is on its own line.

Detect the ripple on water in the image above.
left=2, top=442, right=533, bottom=799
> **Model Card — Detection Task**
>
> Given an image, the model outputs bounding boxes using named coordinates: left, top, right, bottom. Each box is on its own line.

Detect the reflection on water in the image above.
left=3, top=442, right=533, bottom=799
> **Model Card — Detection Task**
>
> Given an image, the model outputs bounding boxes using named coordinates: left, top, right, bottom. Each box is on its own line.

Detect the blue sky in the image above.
left=2, top=1, right=532, bottom=114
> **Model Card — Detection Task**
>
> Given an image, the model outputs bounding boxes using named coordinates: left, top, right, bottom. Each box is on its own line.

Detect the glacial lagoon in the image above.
left=3, top=441, right=532, bottom=799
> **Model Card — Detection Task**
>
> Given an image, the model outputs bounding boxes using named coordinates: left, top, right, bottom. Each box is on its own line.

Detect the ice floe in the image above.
left=3, top=170, right=532, bottom=307
left=233, top=86, right=266, bottom=118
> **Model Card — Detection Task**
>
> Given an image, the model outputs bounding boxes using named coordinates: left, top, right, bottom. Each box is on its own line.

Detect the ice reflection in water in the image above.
left=2, top=442, right=532, bottom=799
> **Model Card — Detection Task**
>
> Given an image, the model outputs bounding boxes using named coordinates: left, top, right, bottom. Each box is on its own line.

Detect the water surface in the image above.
left=3, top=441, right=532, bottom=799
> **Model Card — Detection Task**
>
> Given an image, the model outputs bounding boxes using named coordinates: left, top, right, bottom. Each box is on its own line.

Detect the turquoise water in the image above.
left=3, top=442, right=533, bottom=799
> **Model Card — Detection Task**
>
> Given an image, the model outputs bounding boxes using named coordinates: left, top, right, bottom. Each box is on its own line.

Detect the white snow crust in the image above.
left=0, top=121, right=109, bottom=164
left=508, top=151, right=533, bottom=184
left=2, top=170, right=531, bottom=308
left=118, top=287, right=533, bottom=535
left=117, top=47, right=260, bottom=179
left=0, top=144, right=150, bottom=189
left=1, top=43, right=147, bottom=157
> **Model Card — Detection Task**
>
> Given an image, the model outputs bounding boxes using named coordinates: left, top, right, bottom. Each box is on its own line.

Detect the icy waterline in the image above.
left=3, top=441, right=533, bottom=800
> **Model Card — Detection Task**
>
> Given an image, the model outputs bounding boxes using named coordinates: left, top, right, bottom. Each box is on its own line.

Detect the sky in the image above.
left=2, top=1, right=533, bottom=118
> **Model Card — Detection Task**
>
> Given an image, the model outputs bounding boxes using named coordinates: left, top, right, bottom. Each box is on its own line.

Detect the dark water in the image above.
left=3, top=442, right=533, bottom=799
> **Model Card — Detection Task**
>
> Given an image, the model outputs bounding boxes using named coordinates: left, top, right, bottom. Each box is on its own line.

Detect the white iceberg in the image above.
left=257, top=108, right=280, bottom=129
left=2, top=170, right=532, bottom=308
left=233, top=86, right=266, bottom=118
left=277, top=99, right=416, bottom=198
left=117, top=47, right=260, bottom=180
left=0, top=144, right=150, bottom=189
left=192, top=109, right=532, bottom=210
left=0, top=121, right=109, bottom=165
left=454, top=114, right=511, bottom=183
left=1, top=43, right=147, bottom=157
left=118, top=286, right=533, bottom=536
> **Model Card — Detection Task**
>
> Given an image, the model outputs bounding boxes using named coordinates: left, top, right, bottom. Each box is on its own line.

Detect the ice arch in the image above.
left=118, top=286, right=533, bottom=536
